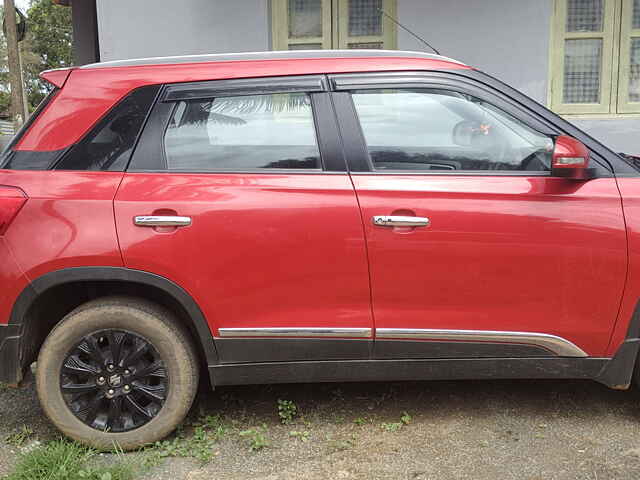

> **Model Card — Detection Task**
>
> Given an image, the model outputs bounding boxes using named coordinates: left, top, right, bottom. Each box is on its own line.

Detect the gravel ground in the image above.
left=1, top=378, right=640, bottom=479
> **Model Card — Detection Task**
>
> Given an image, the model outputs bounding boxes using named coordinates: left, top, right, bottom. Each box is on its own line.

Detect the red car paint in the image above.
left=351, top=174, right=626, bottom=356
left=0, top=51, right=637, bottom=367
left=607, top=177, right=640, bottom=356
left=0, top=170, right=125, bottom=283
left=114, top=173, right=372, bottom=335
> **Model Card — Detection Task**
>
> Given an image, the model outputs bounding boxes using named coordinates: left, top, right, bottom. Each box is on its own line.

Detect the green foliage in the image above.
left=153, top=415, right=227, bottom=463
left=25, top=0, right=73, bottom=69
left=22, top=0, right=72, bottom=108
left=277, top=399, right=298, bottom=425
left=401, top=412, right=412, bottom=425
left=289, top=430, right=310, bottom=442
left=3, top=439, right=135, bottom=480
left=5, top=425, right=34, bottom=447
left=0, top=0, right=72, bottom=114
left=239, top=425, right=269, bottom=451
left=381, top=422, right=403, bottom=432
left=381, top=412, right=412, bottom=432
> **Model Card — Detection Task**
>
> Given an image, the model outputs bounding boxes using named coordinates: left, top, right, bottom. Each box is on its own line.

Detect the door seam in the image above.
left=112, top=172, right=127, bottom=267
left=327, top=89, right=377, bottom=349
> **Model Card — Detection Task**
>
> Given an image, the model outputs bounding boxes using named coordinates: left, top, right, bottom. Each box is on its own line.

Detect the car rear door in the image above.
left=330, top=72, right=627, bottom=359
left=114, top=75, right=373, bottom=364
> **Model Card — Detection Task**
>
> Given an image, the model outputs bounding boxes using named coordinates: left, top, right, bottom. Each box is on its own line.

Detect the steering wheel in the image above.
left=519, top=148, right=552, bottom=172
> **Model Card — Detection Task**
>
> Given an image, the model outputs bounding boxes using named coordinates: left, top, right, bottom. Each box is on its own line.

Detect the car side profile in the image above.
left=1, top=50, right=640, bottom=449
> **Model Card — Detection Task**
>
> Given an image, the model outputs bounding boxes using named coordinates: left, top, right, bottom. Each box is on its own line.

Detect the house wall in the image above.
left=94, top=0, right=639, bottom=154
left=95, top=0, right=271, bottom=60
left=397, top=0, right=553, bottom=105
left=568, top=118, right=640, bottom=154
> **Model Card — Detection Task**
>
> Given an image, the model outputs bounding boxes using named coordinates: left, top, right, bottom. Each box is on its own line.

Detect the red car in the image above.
left=1, top=50, right=639, bottom=449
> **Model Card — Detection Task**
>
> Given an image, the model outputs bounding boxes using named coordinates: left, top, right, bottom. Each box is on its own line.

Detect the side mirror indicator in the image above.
left=552, top=135, right=592, bottom=179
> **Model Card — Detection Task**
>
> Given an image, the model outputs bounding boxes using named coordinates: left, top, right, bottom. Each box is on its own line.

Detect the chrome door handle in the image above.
left=372, top=215, right=430, bottom=227
left=134, top=216, right=192, bottom=227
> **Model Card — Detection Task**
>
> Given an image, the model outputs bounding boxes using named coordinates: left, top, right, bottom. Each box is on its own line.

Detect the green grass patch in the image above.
left=152, top=414, right=227, bottom=463
left=5, top=426, right=34, bottom=447
left=3, top=439, right=136, bottom=480
left=239, top=425, right=269, bottom=451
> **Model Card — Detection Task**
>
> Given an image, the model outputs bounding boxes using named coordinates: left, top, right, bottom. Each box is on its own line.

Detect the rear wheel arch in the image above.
left=10, top=267, right=218, bottom=383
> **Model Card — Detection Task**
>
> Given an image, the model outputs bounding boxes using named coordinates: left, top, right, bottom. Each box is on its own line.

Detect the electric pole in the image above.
left=4, top=0, right=28, bottom=128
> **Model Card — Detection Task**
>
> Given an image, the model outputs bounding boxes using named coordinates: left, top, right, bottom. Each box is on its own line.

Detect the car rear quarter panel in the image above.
left=0, top=237, right=28, bottom=324
left=0, top=170, right=124, bottom=325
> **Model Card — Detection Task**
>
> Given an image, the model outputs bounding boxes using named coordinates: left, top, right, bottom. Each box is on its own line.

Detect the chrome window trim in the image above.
left=218, top=327, right=372, bottom=338
left=375, top=328, right=588, bottom=357
left=350, top=171, right=551, bottom=177
left=126, top=169, right=332, bottom=175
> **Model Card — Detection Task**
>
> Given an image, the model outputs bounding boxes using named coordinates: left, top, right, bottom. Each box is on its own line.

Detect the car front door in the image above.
left=114, top=76, right=373, bottom=364
left=330, top=72, right=627, bottom=359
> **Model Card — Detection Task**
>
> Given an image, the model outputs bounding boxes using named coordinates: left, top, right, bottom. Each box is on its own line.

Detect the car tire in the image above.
left=36, top=296, right=199, bottom=450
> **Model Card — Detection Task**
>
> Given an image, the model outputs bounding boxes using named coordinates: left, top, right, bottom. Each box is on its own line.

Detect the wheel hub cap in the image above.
left=108, top=374, right=122, bottom=387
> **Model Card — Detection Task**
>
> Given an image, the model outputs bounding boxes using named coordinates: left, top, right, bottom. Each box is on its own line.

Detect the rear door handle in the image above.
left=134, top=216, right=192, bottom=227
left=372, top=215, right=430, bottom=227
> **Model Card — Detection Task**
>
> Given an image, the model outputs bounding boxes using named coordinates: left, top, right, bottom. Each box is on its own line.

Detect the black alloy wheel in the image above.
left=60, top=329, right=168, bottom=433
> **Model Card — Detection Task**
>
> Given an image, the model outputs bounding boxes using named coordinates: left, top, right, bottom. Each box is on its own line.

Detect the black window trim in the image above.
left=53, top=84, right=163, bottom=172
left=128, top=74, right=349, bottom=174
left=162, top=75, right=327, bottom=102
left=329, top=71, right=613, bottom=177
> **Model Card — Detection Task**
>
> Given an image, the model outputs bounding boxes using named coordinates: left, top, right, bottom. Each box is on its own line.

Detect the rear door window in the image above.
left=162, top=92, right=321, bottom=171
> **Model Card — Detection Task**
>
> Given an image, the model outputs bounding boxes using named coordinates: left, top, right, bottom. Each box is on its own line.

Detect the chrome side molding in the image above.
left=375, top=328, right=588, bottom=357
left=215, top=327, right=587, bottom=357
left=218, top=327, right=372, bottom=338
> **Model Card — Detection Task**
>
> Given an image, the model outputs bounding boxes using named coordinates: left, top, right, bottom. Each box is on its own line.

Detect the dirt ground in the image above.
left=0, top=378, right=640, bottom=479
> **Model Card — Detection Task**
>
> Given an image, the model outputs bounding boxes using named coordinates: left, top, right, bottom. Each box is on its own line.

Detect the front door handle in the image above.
left=134, top=216, right=192, bottom=227
left=372, top=215, right=430, bottom=227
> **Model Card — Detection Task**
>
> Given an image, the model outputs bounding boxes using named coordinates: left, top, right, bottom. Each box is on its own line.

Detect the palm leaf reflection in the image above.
left=176, top=93, right=310, bottom=127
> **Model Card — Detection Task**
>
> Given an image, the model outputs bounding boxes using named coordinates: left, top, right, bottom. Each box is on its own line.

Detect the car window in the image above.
left=163, top=92, right=321, bottom=171
left=351, top=89, right=554, bottom=172
left=55, top=85, right=160, bottom=171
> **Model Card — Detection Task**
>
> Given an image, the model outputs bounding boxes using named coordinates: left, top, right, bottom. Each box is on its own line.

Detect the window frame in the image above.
left=549, top=0, right=640, bottom=116
left=330, top=71, right=576, bottom=177
left=550, top=0, right=619, bottom=115
left=618, top=0, right=640, bottom=112
left=128, top=75, right=349, bottom=174
left=271, top=0, right=397, bottom=51
left=272, top=0, right=333, bottom=50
